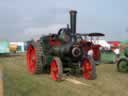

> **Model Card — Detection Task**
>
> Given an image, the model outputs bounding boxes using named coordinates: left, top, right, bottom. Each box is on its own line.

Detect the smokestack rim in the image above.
left=69, top=10, right=77, bottom=14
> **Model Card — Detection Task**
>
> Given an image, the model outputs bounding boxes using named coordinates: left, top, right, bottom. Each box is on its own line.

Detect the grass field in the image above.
left=0, top=54, right=128, bottom=96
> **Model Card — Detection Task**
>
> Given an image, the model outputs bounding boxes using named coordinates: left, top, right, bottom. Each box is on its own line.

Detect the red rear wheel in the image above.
left=82, top=58, right=96, bottom=80
left=26, top=41, right=44, bottom=74
left=27, top=45, right=36, bottom=73
left=50, top=57, right=63, bottom=81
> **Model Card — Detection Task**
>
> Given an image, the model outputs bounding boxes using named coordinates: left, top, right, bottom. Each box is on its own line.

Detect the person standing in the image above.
left=112, top=47, right=120, bottom=63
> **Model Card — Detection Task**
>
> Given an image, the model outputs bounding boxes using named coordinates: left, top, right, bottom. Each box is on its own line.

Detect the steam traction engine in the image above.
left=26, top=10, right=96, bottom=81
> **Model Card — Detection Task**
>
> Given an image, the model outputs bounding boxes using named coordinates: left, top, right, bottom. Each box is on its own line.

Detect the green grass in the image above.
left=2, top=56, right=79, bottom=96
left=0, top=54, right=128, bottom=96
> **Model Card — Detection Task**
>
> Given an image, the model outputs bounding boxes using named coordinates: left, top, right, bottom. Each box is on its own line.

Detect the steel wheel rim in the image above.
left=82, top=59, right=92, bottom=80
left=50, top=60, right=59, bottom=81
left=27, top=45, right=37, bottom=74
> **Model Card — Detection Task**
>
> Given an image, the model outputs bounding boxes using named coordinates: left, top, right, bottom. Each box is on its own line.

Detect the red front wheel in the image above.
left=82, top=58, right=96, bottom=80
left=50, top=57, right=63, bottom=81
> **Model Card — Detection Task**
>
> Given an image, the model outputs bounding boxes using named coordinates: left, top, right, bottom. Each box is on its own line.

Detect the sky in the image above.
left=0, top=0, right=128, bottom=41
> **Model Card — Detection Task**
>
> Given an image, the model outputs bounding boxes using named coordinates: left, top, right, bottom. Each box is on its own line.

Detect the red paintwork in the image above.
left=49, top=37, right=61, bottom=47
left=92, top=45, right=101, bottom=61
left=108, top=41, right=120, bottom=47
left=80, top=41, right=91, bottom=53
left=27, top=45, right=36, bottom=74
left=82, top=58, right=92, bottom=80
left=49, top=40, right=61, bottom=47
left=80, top=40, right=101, bottom=61
left=50, top=59, right=59, bottom=81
